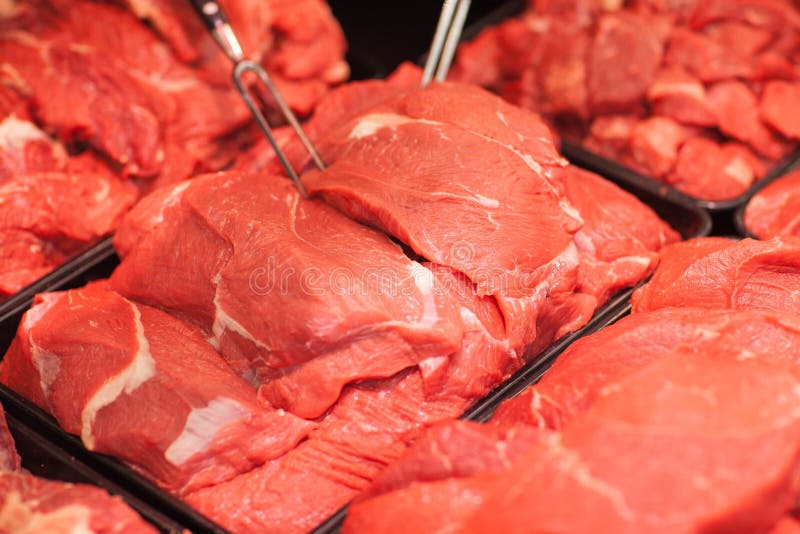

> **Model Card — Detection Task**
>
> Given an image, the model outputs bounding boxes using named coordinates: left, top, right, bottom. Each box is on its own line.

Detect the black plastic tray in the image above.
left=733, top=160, right=800, bottom=239
left=4, top=409, right=186, bottom=533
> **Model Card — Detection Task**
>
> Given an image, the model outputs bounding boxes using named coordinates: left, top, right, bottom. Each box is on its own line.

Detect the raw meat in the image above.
left=760, top=81, right=800, bottom=140
left=744, top=169, right=800, bottom=238
left=491, top=306, right=800, bottom=429
left=451, top=0, right=800, bottom=200
left=773, top=517, right=800, bottom=534
left=630, top=237, right=800, bottom=314
left=0, top=402, right=156, bottom=533
left=587, top=12, right=663, bottom=114
left=345, top=347, right=800, bottom=533
left=0, top=283, right=314, bottom=495
left=0, top=116, right=138, bottom=296
left=110, top=172, right=466, bottom=419
left=0, top=405, right=20, bottom=471
left=119, top=0, right=349, bottom=115
left=0, top=471, right=158, bottom=533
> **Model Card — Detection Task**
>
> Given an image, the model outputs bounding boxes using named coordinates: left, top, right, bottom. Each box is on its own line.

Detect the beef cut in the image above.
left=0, top=0, right=349, bottom=297
left=110, top=173, right=466, bottom=419
left=0, top=116, right=138, bottom=295
left=744, top=169, right=800, bottom=238
left=0, top=283, right=314, bottom=495
left=0, top=402, right=156, bottom=533
left=630, top=237, right=800, bottom=314
left=344, top=345, right=800, bottom=533
left=450, top=0, right=800, bottom=200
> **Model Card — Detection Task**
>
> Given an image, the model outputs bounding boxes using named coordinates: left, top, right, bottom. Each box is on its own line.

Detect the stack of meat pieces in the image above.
left=1, top=75, right=679, bottom=532
left=744, top=168, right=800, bottom=238
left=343, top=236, right=800, bottom=533
left=0, top=0, right=348, bottom=296
left=0, top=401, right=156, bottom=533
left=451, top=0, right=800, bottom=201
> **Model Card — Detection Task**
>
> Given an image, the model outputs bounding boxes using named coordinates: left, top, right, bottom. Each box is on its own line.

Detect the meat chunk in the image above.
left=760, top=81, right=800, bottom=140
left=629, top=116, right=688, bottom=177
left=111, top=173, right=465, bottom=419
left=647, top=66, right=717, bottom=127
left=0, top=405, right=20, bottom=472
left=631, top=237, right=800, bottom=314
left=744, top=169, right=800, bottom=238
left=664, top=27, right=752, bottom=82
left=0, top=283, right=314, bottom=495
left=587, top=13, right=663, bottom=113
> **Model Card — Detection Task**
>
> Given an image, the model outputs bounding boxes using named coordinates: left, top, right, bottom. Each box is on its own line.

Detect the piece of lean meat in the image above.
left=744, top=169, right=800, bottom=239
left=110, top=173, right=466, bottom=419
left=0, top=116, right=138, bottom=296
left=0, top=401, right=156, bottom=533
left=0, top=283, right=313, bottom=495
left=630, top=236, right=800, bottom=314
left=344, top=339, right=800, bottom=533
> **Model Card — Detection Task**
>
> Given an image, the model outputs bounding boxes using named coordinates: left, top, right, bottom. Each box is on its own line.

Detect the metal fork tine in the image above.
left=232, top=60, right=310, bottom=198
left=190, top=0, right=325, bottom=199
left=435, top=0, right=471, bottom=82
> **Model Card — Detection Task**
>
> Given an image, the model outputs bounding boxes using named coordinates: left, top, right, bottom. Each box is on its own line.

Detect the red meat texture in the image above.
left=3, top=76, right=679, bottom=532
left=745, top=169, right=800, bottom=238
left=451, top=0, right=800, bottom=201
left=0, top=402, right=156, bottom=533
left=344, top=308, right=800, bottom=533
left=0, top=0, right=348, bottom=297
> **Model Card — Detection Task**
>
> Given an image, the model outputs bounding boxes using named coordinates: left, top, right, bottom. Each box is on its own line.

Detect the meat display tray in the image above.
left=733, top=160, right=800, bottom=239
left=4, top=408, right=186, bottom=533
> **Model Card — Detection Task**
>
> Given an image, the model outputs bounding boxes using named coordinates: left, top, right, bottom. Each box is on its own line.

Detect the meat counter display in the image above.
left=450, top=0, right=800, bottom=205
left=0, top=0, right=348, bottom=298
left=1, top=67, right=683, bottom=532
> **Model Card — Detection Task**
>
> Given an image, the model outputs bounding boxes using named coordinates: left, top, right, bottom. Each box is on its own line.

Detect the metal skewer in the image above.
left=189, top=0, right=326, bottom=197
left=421, top=0, right=472, bottom=87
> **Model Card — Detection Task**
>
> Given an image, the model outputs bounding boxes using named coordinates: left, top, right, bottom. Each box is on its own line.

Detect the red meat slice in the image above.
left=344, top=421, right=544, bottom=534
left=0, top=116, right=65, bottom=180
left=708, top=80, right=790, bottom=159
left=345, top=348, right=800, bottom=533
left=647, top=66, right=717, bottom=127
left=558, top=166, right=680, bottom=303
left=0, top=283, right=314, bottom=495
left=761, top=81, right=800, bottom=139
left=744, top=169, right=800, bottom=238
left=490, top=307, right=800, bottom=429
left=467, top=352, right=800, bottom=534
left=0, top=471, right=157, bottom=533
left=631, top=237, right=800, bottom=314
left=111, top=173, right=465, bottom=419
left=629, top=116, right=688, bottom=177
left=185, top=369, right=472, bottom=533
left=587, top=13, right=663, bottom=114
left=0, top=405, right=21, bottom=472
left=665, top=27, right=752, bottom=82
left=667, top=137, right=761, bottom=200
left=537, top=27, right=590, bottom=118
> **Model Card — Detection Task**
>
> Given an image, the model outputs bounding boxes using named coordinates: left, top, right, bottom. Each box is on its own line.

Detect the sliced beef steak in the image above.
left=0, top=405, right=20, bottom=472
left=0, top=283, right=313, bottom=495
